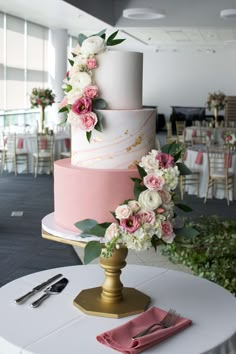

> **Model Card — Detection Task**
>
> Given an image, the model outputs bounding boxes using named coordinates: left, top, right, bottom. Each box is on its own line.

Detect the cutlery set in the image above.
left=14, top=274, right=68, bottom=308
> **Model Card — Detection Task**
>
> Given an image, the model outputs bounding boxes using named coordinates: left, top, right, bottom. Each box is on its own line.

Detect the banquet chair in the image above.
left=33, top=133, right=54, bottom=177
left=191, top=129, right=208, bottom=145
left=179, top=169, right=200, bottom=200
left=166, top=122, right=176, bottom=144
left=204, top=146, right=234, bottom=205
left=60, top=138, right=71, bottom=159
left=175, top=121, right=186, bottom=144
left=4, top=134, right=28, bottom=175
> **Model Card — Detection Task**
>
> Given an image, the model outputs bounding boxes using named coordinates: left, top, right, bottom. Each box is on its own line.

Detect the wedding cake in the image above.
left=54, top=31, right=156, bottom=232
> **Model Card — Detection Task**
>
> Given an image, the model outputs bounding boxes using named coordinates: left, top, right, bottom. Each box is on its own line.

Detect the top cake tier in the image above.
left=94, top=50, right=143, bottom=110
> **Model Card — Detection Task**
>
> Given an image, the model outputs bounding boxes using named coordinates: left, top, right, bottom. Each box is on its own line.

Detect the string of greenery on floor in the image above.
left=161, top=215, right=236, bottom=296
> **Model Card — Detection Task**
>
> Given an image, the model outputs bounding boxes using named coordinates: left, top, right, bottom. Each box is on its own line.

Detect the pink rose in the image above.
left=120, top=215, right=141, bottom=233
left=86, top=58, right=97, bottom=70
left=59, top=96, right=68, bottom=109
left=83, top=85, right=98, bottom=99
left=138, top=210, right=155, bottom=225
left=143, top=173, right=165, bottom=191
left=105, top=223, right=119, bottom=241
left=78, top=112, right=98, bottom=131
left=158, top=190, right=172, bottom=204
left=161, top=221, right=173, bottom=237
left=72, top=96, right=92, bottom=115
left=115, top=204, right=132, bottom=220
left=156, top=152, right=174, bottom=168
left=226, top=136, right=232, bottom=141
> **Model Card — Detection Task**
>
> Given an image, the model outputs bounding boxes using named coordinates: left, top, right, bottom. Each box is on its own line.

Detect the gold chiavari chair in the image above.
left=4, top=134, right=28, bottom=175
left=166, top=121, right=176, bottom=144
left=204, top=146, right=234, bottom=205
left=33, top=133, right=55, bottom=177
left=175, top=121, right=186, bottom=144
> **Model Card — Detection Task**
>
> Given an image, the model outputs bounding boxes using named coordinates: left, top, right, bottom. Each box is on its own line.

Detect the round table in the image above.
left=0, top=265, right=235, bottom=354
left=184, top=126, right=236, bottom=144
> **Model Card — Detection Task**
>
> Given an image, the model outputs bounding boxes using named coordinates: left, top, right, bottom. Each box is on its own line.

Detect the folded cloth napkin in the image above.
left=40, top=138, right=47, bottom=150
left=96, top=307, right=192, bottom=354
left=191, top=129, right=197, bottom=137
left=17, top=138, right=24, bottom=149
left=224, top=152, right=232, bottom=168
left=195, top=151, right=203, bottom=164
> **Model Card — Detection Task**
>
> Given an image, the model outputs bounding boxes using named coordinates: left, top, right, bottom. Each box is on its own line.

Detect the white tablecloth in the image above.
left=0, top=265, right=235, bottom=354
left=5, top=133, right=70, bottom=174
left=184, top=145, right=236, bottom=199
left=185, top=127, right=236, bottom=144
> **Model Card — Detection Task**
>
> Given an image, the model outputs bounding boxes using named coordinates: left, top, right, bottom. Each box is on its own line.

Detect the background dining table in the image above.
left=0, top=264, right=235, bottom=354
left=184, top=126, right=236, bottom=144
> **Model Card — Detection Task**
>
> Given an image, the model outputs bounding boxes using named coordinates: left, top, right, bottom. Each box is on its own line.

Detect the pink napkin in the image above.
left=206, top=130, right=212, bottom=138
left=64, top=138, right=71, bottom=149
left=195, top=151, right=203, bottom=164
left=224, top=152, right=232, bottom=168
left=96, top=307, right=192, bottom=354
left=191, top=129, right=197, bottom=137
left=17, top=138, right=24, bottom=149
left=182, top=150, right=188, bottom=161
left=40, top=138, right=47, bottom=150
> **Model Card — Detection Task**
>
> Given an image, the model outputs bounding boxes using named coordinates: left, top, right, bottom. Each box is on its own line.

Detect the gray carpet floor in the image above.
left=0, top=173, right=81, bottom=288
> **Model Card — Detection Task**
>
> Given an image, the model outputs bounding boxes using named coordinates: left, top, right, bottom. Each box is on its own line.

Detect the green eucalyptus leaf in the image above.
left=136, top=164, right=147, bottom=179
left=88, top=223, right=110, bottom=237
left=84, top=241, right=102, bottom=264
left=176, top=162, right=192, bottom=175
left=86, top=131, right=92, bottom=143
left=78, top=33, right=87, bottom=45
left=68, top=59, right=74, bottom=66
left=175, top=203, right=193, bottom=212
left=94, top=111, right=103, bottom=132
left=174, top=226, right=200, bottom=239
left=107, top=38, right=126, bottom=46
left=58, top=106, right=69, bottom=113
left=93, top=98, right=107, bottom=109
left=74, top=219, right=98, bottom=232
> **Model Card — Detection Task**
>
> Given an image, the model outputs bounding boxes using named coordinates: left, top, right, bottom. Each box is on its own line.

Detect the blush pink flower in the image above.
left=156, top=152, right=174, bottom=168
left=105, top=223, right=119, bottom=241
left=59, top=96, right=68, bottom=109
left=115, top=204, right=132, bottom=220
left=78, top=112, right=98, bottom=131
left=83, top=85, right=98, bottom=99
left=138, top=210, right=155, bottom=225
left=72, top=96, right=92, bottom=115
left=86, top=58, right=97, bottom=70
left=143, top=173, right=165, bottom=191
left=120, top=215, right=141, bottom=233
left=158, top=190, right=172, bottom=204
left=161, top=221, right=173, bottom=237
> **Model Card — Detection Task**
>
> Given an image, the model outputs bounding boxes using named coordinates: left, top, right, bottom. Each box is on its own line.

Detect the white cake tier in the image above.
left=94, top=51, right=143, bottom=109
left=71, top=108, right=156, bottom=169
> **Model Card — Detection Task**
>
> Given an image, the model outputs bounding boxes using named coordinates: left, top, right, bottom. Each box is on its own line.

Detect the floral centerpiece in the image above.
left=206, top=91, right=226, bottom=126
left=224, top=131, right=236, bottom=146
left=75, top=142, right=197, bottom=264
left=59, top=29, right=125, bottom=142
left=30, top=88, right=55, bottom=131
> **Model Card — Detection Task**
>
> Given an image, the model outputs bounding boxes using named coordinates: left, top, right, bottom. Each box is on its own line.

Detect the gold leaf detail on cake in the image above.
left=126, top=136, right=142, bottom=152
left=124, top=130, right=129, bottom=135
left=128, top=160, right=139, bottom=169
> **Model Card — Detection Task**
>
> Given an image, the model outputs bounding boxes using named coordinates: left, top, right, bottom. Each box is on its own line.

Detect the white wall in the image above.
left=142, top=48, right=236, bottom=120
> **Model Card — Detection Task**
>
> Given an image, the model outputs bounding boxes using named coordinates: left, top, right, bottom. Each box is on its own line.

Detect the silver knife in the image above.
left=31, top=277, right=69, bottom=308
left=14, top=273, right=63, bottom=304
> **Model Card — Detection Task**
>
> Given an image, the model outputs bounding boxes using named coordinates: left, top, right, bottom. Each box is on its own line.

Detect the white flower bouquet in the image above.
left=75, top=142, right=197, bottom=264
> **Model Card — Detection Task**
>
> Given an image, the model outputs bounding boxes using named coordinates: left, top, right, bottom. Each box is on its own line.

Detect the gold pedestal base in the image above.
left=73, top=286, right=150, bottom=318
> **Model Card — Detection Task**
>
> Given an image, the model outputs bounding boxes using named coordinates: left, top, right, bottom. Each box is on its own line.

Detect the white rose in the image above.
left=139, top=154, right=158, bottom=174
left=128, top=200, right=140, bottom=213
left=69, top=71, right=92, bottom=92
left=81, top=36, right=105, bottom=56
left=115, top=204, right=132, bottom=220
left=138, top=190, right=162, bottom=211
left=105, top=223, right=120, bottom=241
left=66, top=90, right=82, bottom=105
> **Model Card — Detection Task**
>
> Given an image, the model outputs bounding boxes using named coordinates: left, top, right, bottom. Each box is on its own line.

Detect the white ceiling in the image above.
left=0, top=0, right=236, bottom=50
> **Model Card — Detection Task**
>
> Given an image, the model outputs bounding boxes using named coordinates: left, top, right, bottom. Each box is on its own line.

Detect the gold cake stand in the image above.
left=42, top=226, right=150, bottom=318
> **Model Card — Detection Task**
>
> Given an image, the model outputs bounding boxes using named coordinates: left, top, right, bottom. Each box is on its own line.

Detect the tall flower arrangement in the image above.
left=30, top=88, right=55, bottom=131
left=75, top=142, right=197, bottom=264
left=59, top=29, right=125, bottom=142
left=206, top=91, right=226, bottom=126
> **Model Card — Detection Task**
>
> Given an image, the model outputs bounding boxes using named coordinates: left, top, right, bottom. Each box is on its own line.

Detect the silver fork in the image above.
left=132, top=309, right=180, bottom=340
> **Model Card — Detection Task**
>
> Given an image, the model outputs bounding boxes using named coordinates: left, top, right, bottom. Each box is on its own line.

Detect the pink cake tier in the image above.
left=54, top=159, right=140, bottom=232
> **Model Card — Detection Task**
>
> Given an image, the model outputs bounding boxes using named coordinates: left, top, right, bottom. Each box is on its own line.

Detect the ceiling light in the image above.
left=123, top=8, right=166, bottom=20
left=220, top=9, right=236, bottom=18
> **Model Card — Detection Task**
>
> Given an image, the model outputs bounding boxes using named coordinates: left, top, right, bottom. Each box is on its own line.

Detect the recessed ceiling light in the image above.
left=123, top=8, right=166, bottom=20
left=220, top=9, right=236, bottom=18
